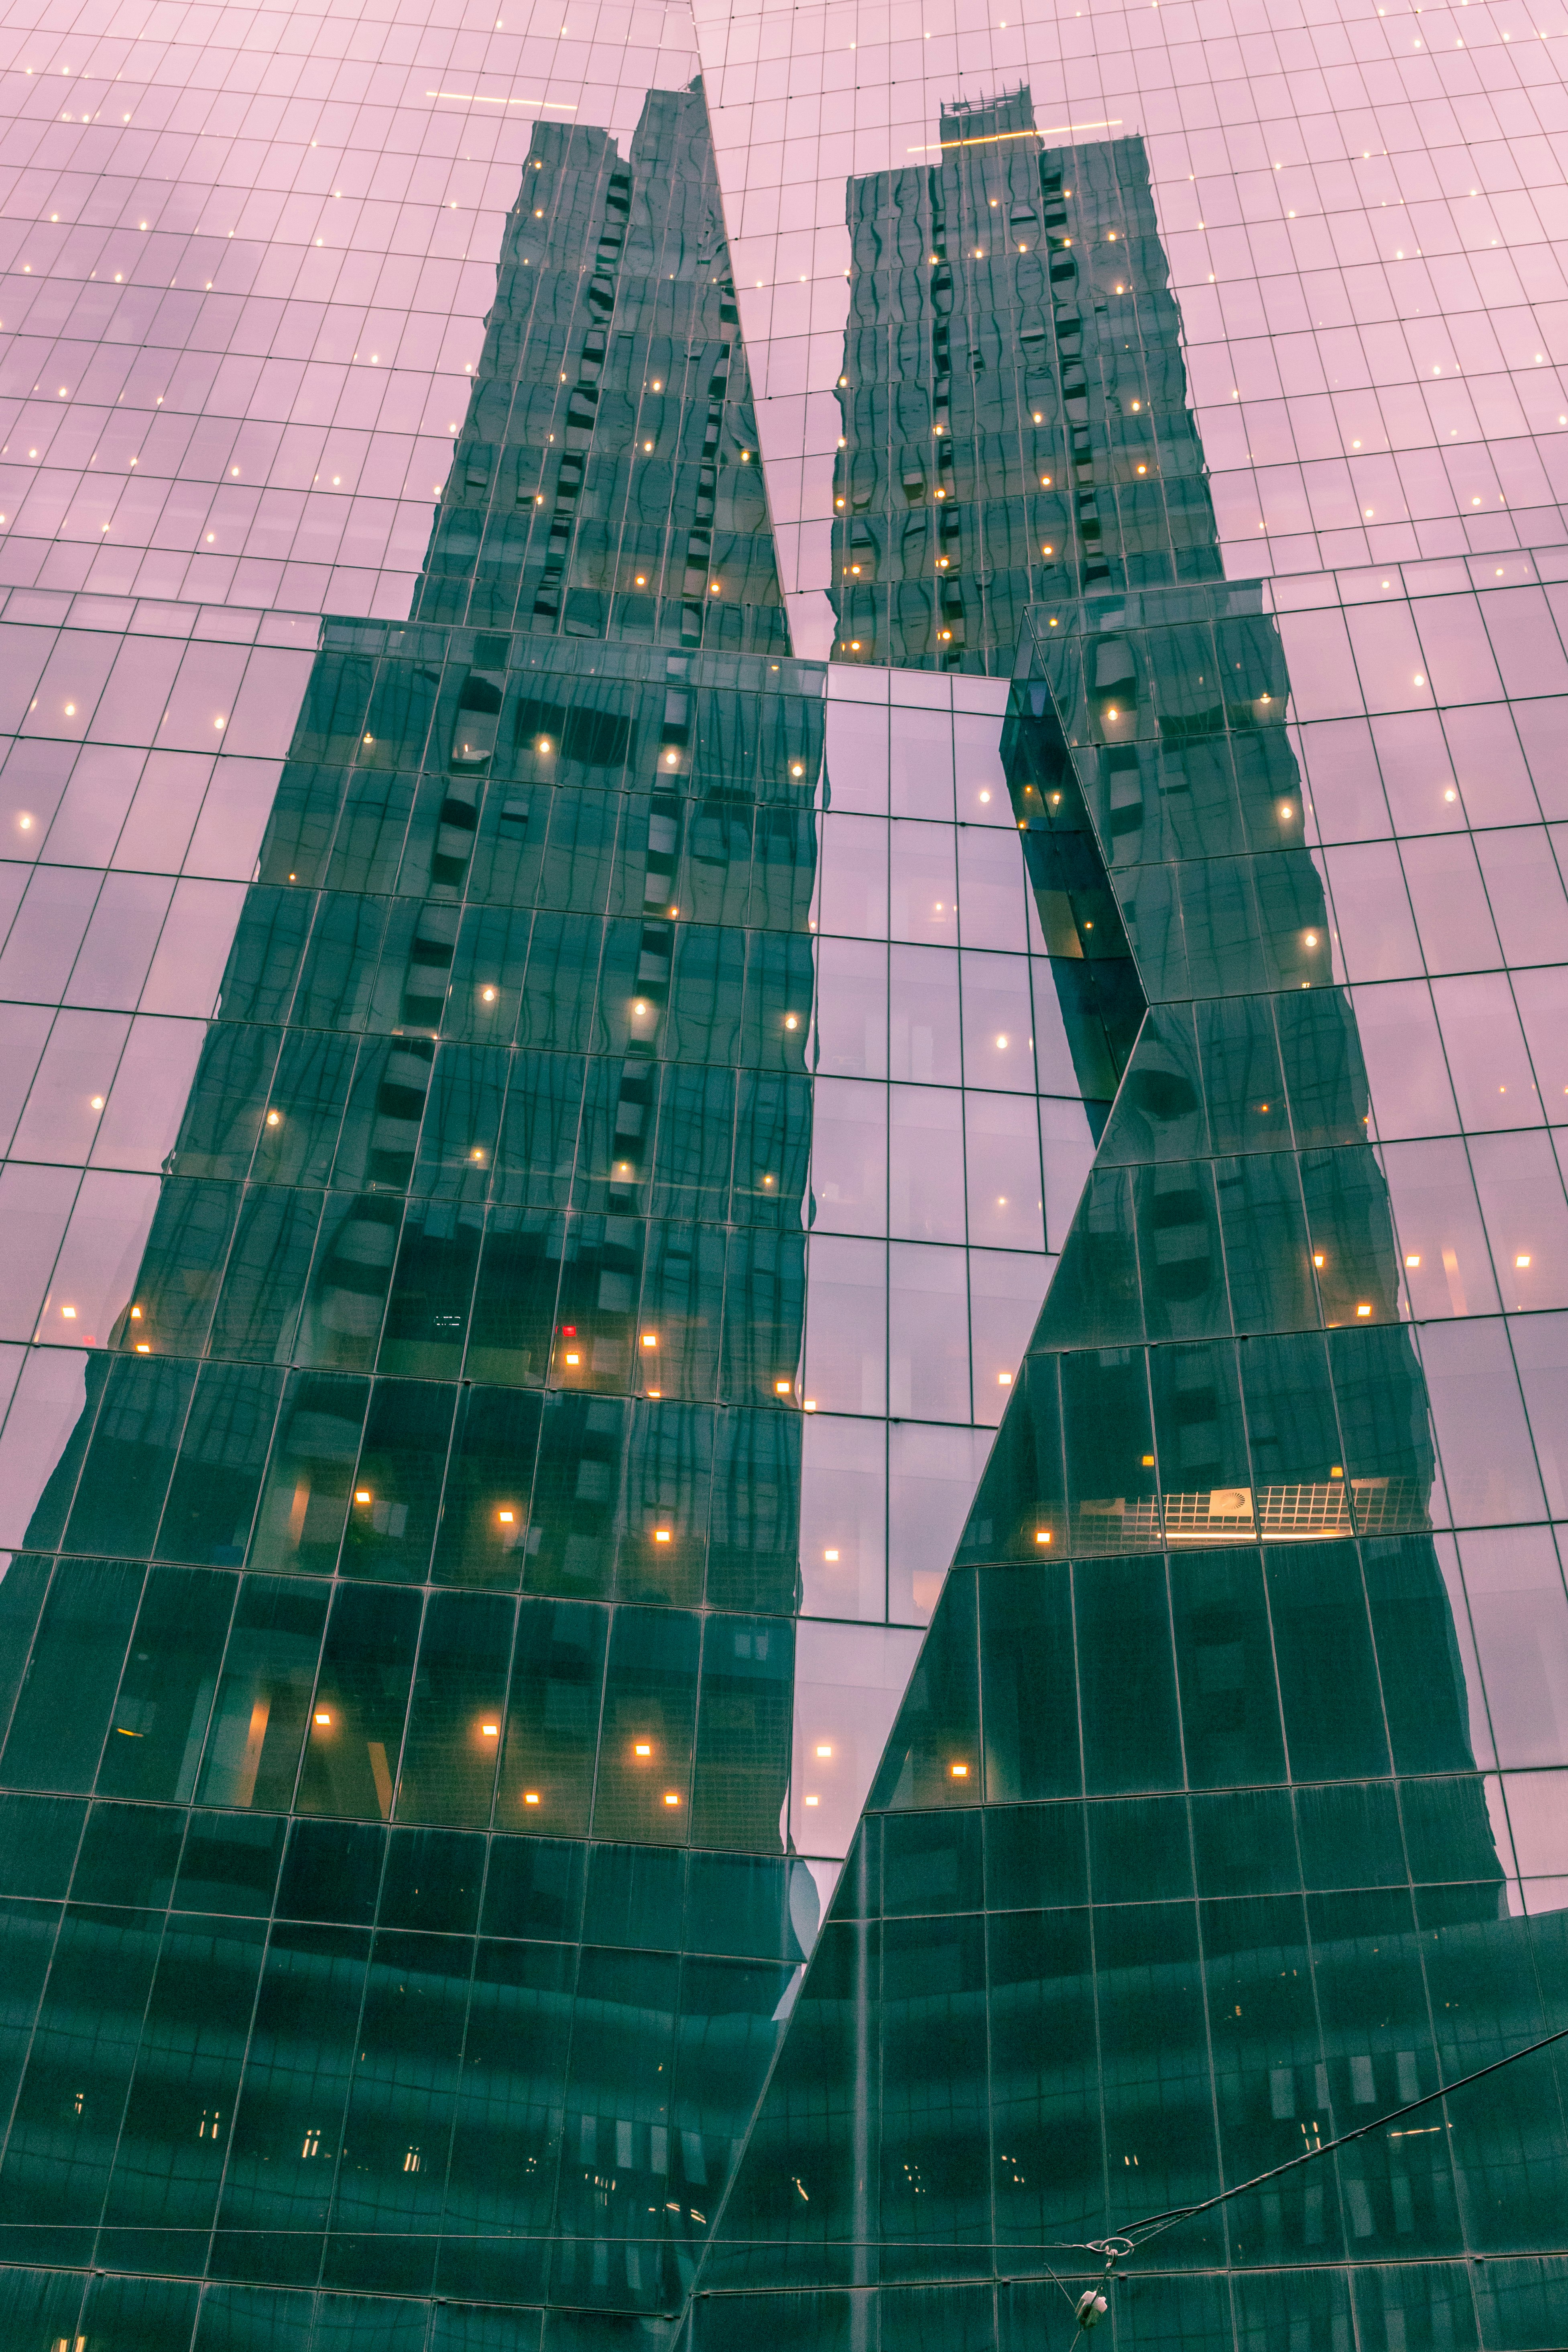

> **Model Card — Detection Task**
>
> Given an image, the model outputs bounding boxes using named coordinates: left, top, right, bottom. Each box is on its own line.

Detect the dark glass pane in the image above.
left=592, top=1607, right=700, bottom=1843
left=1265, top=1546, right=1391, bottom=1783
left=340, top=1379, right=456, bottom=1584
left=73, top=1802, right=184, bottom=1908
left=432, top=1386, right=543, bottom=1588
left=157, top=1362, right=283, bottom=1567
left=195, top=1576, right=328, bottom=1812
left=276, top=1821, right=385, bottom=1927
left=1, top=1560, right=143, bottom=1793
left=0, top=1793, right=84, bottom=1900
left=1060, top=1350, right=1157, bottom=1555
left=1075, top=1555, right=1183, bottom=1795
left=395, top=1592, right=515, bottom=1827
left=175, top=1813, right=287, bottom=1919
left=249, top=1373, right=370, bottom=1577
left=496, top=1599, right=607, bottom=1839
left=979, top=1562, right=1080, bottom=1799
left=1169, top=1547, right=1287, bottom=1788
left=296, top=1585, right=422, bottom=1821
left=96, top=1567, right=236, bottom=1802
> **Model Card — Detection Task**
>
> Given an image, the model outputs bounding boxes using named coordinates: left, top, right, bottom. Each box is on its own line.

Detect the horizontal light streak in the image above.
left=426, top=90, right=579, bottom=107
left=907, top=118, right=1121, bottom=153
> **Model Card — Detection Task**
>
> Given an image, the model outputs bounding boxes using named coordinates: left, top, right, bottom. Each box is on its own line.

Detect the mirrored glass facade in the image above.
left=2, top=0, right=1568, bottom=2344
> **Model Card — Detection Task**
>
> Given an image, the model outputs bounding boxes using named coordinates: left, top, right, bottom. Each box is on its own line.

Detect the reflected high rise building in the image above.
left=689, top=97, right=1540, bottom=2352
left=0, top=81, right=830, bottom=2345
left=0, top=30, right=1566, bottom=2352
left=830, top=94, right=1220, bottom=673
left=416, top=83, right=788, bottom=653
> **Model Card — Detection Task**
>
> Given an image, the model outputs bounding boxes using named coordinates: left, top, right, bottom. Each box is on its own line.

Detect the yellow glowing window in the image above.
left=635, top=1742, right=651, bottom=1757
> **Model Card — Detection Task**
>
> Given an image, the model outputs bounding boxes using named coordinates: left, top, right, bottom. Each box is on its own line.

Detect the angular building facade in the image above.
left=0, top=6, right=1567, bottom=2350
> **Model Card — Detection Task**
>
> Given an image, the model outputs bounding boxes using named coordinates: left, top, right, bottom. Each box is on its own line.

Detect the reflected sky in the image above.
left=0, top=0, right=703, bottom=611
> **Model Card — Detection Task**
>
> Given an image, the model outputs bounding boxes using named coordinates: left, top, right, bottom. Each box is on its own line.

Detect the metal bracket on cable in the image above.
left=1074, top=2237, right=1131, bottom=2331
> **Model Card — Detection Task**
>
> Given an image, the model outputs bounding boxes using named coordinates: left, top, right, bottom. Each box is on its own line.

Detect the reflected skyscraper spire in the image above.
left=417, top=83, right=787, bottom=653
left=830, top=102, right=1220, bottom=673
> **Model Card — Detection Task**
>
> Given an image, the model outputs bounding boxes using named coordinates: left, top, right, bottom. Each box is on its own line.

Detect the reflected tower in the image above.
left=830, top=95, right=1222, bottom=674
left=686, top=104, right=1553, bottom=2352
left=2, top=78, right=828, bottom=2344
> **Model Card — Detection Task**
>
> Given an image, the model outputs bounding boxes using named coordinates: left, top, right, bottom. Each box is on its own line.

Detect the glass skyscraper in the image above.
left=1, top=0, right=1567, bottom=2346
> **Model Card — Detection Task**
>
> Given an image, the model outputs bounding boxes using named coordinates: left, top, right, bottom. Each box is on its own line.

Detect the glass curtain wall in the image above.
left=0, top=67, right=842, bottom=2352
left=2, top=0, right=1568, bottom=2340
